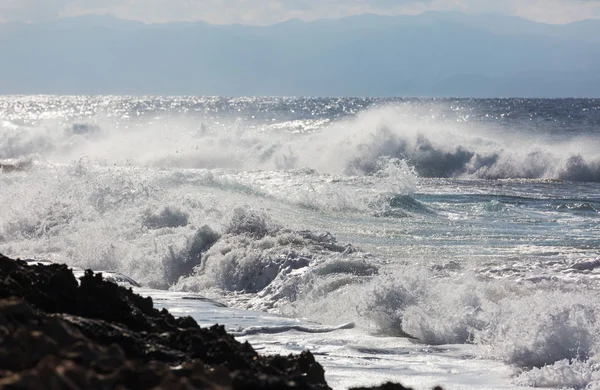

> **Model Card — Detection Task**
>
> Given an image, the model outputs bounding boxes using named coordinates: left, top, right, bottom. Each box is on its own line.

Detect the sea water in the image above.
left=1, top=96, right=600, bottom=389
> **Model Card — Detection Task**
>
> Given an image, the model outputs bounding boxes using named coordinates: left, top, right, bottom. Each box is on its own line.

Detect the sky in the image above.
left=0, top=0, right=599, bottom=25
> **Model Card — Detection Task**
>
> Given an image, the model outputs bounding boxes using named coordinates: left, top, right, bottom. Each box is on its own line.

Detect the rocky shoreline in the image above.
left=0, top=253, right=439, bottom=390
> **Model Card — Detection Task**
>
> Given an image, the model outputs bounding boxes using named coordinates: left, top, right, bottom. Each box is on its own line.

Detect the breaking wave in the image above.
left=162, top=208, right=600, bottom=379
left=284, top=262, right=600, bottom=378
left=2, top=100, right=600, bottom=182
left=4, top=96, right=600, bottom=389
left=307, top=107, right=600, bottom=182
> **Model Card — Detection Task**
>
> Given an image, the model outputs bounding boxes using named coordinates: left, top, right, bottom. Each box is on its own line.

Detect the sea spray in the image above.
left=3, top=96, right=600, bottom=389
left=2, top=97, right=599, bottom=181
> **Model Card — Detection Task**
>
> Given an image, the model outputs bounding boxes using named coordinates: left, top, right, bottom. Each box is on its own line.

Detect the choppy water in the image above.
left=2, top=96, right=600, bottom=389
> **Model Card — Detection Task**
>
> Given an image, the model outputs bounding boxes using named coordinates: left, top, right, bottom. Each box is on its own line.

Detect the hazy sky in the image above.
left=1, top=0, right=599, bottom=24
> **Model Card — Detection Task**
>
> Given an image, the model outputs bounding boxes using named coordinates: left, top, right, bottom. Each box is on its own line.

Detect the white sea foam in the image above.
left=3, top=96, right=600, bottom=389
left=515, top=359, right=600, bottom=389
left=280, top=261, right=600, bottom=376
left=2, top=98, right=599, bottom=181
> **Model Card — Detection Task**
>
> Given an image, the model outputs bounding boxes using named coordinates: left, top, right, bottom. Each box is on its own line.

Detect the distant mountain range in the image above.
left=1, top=12, right=599, bottom=97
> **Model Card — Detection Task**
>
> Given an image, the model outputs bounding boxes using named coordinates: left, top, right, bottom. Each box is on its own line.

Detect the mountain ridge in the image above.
left=1, top=12, right=599, bottom=97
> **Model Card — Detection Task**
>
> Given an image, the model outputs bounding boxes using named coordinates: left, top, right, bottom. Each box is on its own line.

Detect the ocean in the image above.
left=1, top=96, right=600, bottom=389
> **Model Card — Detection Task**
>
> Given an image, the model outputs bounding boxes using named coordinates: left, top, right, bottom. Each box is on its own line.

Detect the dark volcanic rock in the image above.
left=0, top=254, right=329, bottom=389
left=0, top=298, right=226, bottom=389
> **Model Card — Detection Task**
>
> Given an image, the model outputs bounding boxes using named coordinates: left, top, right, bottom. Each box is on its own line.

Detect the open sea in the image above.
left=1, top=96, right=600, bottom=389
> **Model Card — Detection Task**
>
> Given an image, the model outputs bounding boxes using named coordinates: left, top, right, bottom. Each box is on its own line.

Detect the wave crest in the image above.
left=3, top=104, right=599, bottom=182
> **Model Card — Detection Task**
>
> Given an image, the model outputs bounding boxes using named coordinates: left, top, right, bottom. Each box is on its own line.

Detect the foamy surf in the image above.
left=2, top=95, right=600, bottom=389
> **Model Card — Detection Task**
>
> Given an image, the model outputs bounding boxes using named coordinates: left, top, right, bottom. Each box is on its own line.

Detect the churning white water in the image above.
left=2, top=96, right=600, bottom=389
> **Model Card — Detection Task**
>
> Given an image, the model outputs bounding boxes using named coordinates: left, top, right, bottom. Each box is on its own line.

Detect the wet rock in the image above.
left=0, top=254, right=329, bottom=389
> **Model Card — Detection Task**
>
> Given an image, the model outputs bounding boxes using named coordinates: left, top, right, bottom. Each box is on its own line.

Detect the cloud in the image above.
left=440, top=0, right=600, bottom=23
left=509, top=0, right=600, bottom=24
left=0, top=0, right=71, bottom=21
left=1, top=0, right=598, bottom=24
left=61, top=0, right=380, bottom=24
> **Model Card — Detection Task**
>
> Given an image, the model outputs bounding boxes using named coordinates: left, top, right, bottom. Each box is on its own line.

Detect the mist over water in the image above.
left=2, top=96, right=600, bottom=388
